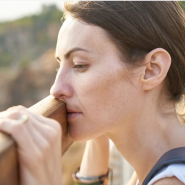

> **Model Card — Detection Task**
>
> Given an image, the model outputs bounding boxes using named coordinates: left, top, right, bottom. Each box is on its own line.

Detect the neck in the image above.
left=107, top=99, right=185, bottom=184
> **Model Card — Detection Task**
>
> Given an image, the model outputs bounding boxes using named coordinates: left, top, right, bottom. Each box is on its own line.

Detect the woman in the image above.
left=1, top=1, right=185, bottom=185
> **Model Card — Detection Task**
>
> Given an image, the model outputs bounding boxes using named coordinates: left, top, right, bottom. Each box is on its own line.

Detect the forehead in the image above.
left=56, top=16, right=118, bottom=57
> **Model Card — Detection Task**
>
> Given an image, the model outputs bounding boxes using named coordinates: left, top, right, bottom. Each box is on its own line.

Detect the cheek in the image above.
left=76, top=69, right=137, bottom=127
left=69, top=76, right=139, bottom=141
left=69, top=68, right=142, bottom=141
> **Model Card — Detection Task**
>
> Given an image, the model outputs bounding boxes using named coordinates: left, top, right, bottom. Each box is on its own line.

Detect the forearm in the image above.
left=78, top=135, right=109, bottom=184
left=127, top=171, right=137, bottom=185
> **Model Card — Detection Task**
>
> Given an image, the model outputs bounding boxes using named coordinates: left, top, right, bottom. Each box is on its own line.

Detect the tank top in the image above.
left=136, top=163, right=185, bottom=185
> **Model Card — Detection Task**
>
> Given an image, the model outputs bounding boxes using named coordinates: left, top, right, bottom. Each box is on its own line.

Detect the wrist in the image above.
left=73, top=167, right=111, bottom=185
left=79, top=135, right=109, bottom=177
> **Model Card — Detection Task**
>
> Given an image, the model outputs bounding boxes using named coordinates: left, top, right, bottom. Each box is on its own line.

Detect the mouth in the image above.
left=66, top=108, right=82, bottom=120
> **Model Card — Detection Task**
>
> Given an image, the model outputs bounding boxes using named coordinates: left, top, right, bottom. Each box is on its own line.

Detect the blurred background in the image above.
left=0, top=1, right=86, bottom=185
left=1, top=1, right=185, bottom=185
left=0, top=1, right=64, bottom=111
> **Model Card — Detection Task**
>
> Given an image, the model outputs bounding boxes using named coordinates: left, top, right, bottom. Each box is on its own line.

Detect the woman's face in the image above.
left=50, top=16, right=142, bottom=141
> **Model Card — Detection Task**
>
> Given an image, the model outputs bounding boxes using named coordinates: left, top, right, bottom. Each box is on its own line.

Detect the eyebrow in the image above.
left=55, top=47, right=89, bottom=62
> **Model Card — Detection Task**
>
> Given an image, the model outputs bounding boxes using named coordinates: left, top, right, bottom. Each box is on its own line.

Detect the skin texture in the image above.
left=0, top=106, right=62, bottom=185
left=51, top=16, right=185, bottom=184
left=0, top=15, right=184, bottom=185
left=51, top=16, right=142, bottom=141
left=78, top=135, right=109, bottom=185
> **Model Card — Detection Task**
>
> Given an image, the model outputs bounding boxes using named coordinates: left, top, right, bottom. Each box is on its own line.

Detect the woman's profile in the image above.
left=1, top=1, right=185, bottom=185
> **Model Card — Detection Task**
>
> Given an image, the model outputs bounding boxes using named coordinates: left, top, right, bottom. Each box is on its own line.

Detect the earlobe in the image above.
left=141, top=48, right=171, bottom=91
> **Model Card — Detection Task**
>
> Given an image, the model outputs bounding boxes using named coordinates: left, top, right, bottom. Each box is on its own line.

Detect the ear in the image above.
left=141, top=48, right=171, bottom=91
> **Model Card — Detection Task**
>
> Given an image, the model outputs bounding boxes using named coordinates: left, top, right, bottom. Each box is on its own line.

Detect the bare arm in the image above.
left=77, top=135, right=109, bottom=185
left=127, top=171, right=137, bottom=185
left=78, top=135, right=138, bottom=185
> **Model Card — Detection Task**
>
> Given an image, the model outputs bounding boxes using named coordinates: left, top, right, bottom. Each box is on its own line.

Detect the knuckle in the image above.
left=33, top=150, right=44, bottom=163
left=51, top=120, right=62, bottom=133
left=41, top=141, right=51, bottom=153
left=45, top=119, right=62, bottom=138
left=14, top=105, right=26, bottom=113
left=7, top=106, right=17, bottom=111
left=6, top=106, right=27, bottom=119
left=7, top=111, right=21, bottom=119
left=8, top=105, right=26, bottom=113
left=47, top=129, right=58, bottom=143
left=0, top=119, right=6, bottom=126
left=12, top=122, right=24, bottom=136
left=44, top=127, right=62, bottom=145
left=16, top=105, right=26, bottom=110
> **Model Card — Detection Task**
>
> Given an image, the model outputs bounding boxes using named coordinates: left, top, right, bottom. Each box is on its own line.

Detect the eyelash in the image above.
left=72, top=64, right=87, bottom=72
left=56, top=64, right=87, bottom=73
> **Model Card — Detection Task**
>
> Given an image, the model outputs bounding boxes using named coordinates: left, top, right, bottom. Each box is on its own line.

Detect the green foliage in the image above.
left=0, top=52, right=13, bottom=67
left=179, top=1, right=185, bottom=12
left=20, top=58, right=30, bottom=68
left=2, top=2, right=184, bottom=68
left=0, top=4, right=63, bottom=68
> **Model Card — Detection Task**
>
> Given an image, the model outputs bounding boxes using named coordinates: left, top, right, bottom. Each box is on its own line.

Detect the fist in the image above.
left=0, top=105, right=62, bottom=185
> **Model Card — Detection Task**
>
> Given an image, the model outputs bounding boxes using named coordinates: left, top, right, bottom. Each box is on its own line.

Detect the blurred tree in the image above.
left=0, top=4, right=63, bottom=68
left=179, top=1, right=185, bottom=12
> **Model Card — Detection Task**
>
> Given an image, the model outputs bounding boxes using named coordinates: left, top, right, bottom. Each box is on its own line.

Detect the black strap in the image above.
left=142, top=147, right=185, bottom=185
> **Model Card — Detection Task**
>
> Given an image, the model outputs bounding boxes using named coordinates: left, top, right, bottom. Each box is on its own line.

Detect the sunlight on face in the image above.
left=50, top=16, right=141, bottom=141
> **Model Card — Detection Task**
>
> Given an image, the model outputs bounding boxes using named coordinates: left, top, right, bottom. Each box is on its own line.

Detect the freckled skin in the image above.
left=50, top=17, right=143, bottom=141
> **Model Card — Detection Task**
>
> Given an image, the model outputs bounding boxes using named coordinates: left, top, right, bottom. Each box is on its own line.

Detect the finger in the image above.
left=15, top=116, right=62, bottom=184
left=0, top=117, right=56, bottom=179
left=7, top=106, right=61, bottom=130
left=1, top=106, right=58, bottom=129
left=0, top=107, right=62, bottom=167
left=0, top=118, right=41, bottom=163
left=0, top=111, right=9, bottom=118
left=19, top=117, right=52, bottom=155
left=21, top=120, right=56, bottom=179
left=0, top=107, right=62, bottom=142
left=7, top=105, right=60, bottom=125
left=26, top=119, right=62, bottom=181
left=0, top=114, right=61, bottom=185
left=2, top=107, right=62, bottom=158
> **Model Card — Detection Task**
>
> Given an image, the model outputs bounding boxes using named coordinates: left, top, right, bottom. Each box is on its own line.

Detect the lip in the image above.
left=67, top=112, right=82, bottom=119
left=66, top=108, right=82, bottom=120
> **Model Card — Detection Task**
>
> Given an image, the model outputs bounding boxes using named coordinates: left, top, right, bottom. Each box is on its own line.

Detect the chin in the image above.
left=68, top=126, right=101, bottom=141
left=68, top=127, right=89, bottom=141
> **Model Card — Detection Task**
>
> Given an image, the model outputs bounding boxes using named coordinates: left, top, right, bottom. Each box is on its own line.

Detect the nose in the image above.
left=50, top=70, right=73, bottom=100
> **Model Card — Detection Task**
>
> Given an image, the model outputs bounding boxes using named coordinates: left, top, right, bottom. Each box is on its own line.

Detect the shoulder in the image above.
left=152, top=177, right=184, bottom=185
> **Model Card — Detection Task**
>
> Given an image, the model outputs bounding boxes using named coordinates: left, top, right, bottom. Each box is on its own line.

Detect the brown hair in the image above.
left=64, top=1, right=185, bottom=102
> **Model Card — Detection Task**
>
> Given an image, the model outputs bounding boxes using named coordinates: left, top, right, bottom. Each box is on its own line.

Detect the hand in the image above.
left=0, top=105, right=62, bottom=185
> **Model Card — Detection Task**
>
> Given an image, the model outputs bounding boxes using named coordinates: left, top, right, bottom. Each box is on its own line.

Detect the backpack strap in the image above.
left=142, top=146, right=185, bottom=185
